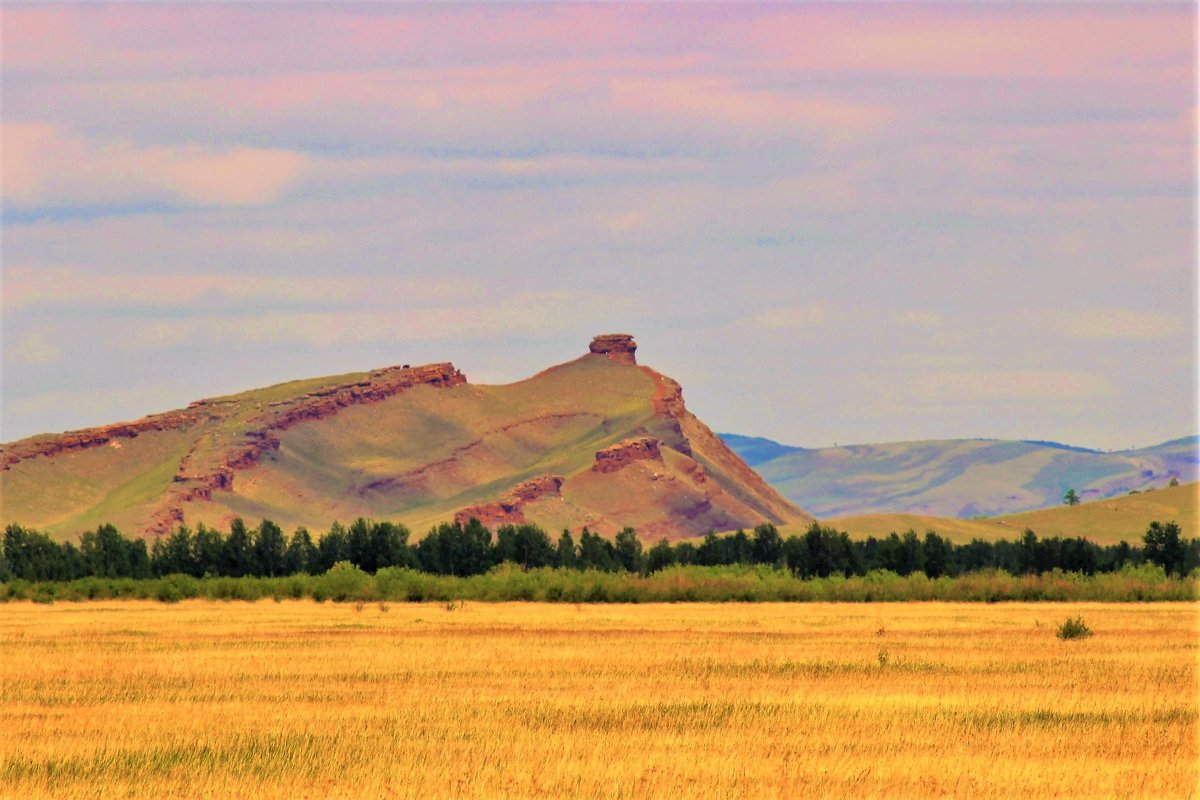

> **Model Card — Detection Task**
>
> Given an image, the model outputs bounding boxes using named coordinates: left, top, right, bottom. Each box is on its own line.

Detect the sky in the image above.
left=2, top=2, right=1196, bottom=451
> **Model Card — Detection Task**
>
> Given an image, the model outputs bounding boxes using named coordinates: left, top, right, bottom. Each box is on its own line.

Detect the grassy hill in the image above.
left=820, top=481, right=1198, bottom=545
left=1, top=335, right=809, bottom=542
left=722, top=435, right=1197, bottom=519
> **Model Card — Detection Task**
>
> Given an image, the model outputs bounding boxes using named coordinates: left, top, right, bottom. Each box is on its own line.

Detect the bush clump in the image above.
left=1056, top=616, right=1094, bottom=640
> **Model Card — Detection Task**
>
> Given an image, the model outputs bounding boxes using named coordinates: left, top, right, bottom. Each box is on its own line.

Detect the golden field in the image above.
left=1, top=601, right=1196, bottom=799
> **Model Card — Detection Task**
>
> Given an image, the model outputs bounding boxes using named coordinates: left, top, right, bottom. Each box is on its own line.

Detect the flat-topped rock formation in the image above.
left=588, top=333, right=637, bottom=365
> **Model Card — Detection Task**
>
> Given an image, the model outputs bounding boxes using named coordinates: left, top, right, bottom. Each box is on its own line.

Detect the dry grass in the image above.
left=1, top=601, right=1196, bottom=799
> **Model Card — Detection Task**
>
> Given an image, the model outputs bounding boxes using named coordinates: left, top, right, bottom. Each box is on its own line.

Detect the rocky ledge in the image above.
left=1, top=409, right=205, bottom=470
left=454, top=474, right=565, bottom=527
left=151, top=362, right=467, bottom=531
left=256, top=363, right=465, bottom=432
left=592, top=436, right=663, bottom=473
left=588, top=333, right=637, bottom=365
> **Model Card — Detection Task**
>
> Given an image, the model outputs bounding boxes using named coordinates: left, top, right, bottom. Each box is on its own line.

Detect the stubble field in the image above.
left=1, top=601, right=1196, bottom=799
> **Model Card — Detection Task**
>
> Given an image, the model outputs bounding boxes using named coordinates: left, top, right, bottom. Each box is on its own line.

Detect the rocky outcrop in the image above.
left=454, top=474, right=565, bottom=527
left=257, top=363, right=464, bottom=432
left=1, top=410, right=206, bottom=470
left=148, top=363, right=467, bottom=531
left=3, top=362, right=465, bottom=480
left=592, top=436, right=663, bottom=473
left=588, top=334, right=637, bottom=365
left=7, top=362, right=468, bottom=535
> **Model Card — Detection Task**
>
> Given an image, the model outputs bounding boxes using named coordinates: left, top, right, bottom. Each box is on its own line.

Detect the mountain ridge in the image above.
left=720, top=433, right=1198, bottom=519
left=2, top=335, right=811, bottom=541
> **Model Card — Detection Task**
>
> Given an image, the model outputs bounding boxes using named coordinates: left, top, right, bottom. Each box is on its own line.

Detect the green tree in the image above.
left=578, top=528, right=617, bottom=572
left=346, top=518, right=373, bottom=571
left=751, top=523, right=783, bottom=566
left=192, top=524, right=225, bottom=577
left=696, top=531, right=726, bottom=566
left=416, top=520, right=493, bottom=577
left=556, top=530, right=578, bottom=569
left=317, top=522, right=349, bottom=573
left=1063, top=488, right=1080, bottom=507
left=153, top=526, right=197, bottom=576
left=672, top=541, right=697, bottom=566
left=284, top=527, right=318, bottom=575
left=728, top=530, right=753, bottom=564
left=613, top=527, right=644, bottom=573
left=644, top=538, right=676, bottom=574
left=371, top=521, right=416, bottom=571
left=922, top=531, right=951, bottom=579
left=221, top=518, right=254, bottom=577
left=1144, top=521, right=1186, bottom=576
left=2, top=524, right=85, bottom=581
left=81, top=523, right=141, bottom=578
left=1017, top=528, right=1043, bottom=575
left=495, top=524, right=554, bottom=570
left=254, top=519, right=287, bottom=577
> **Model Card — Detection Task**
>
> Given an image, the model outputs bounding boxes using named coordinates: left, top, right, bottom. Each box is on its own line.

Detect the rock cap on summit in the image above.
left=588, top=333, right=637, bottom=365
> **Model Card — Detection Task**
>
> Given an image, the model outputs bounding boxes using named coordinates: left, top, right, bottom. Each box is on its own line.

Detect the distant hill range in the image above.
left=1, top=335, right=809, bottom=541
left=822, top=480, right=1198, bottom=546
left=721, top=434, right=1199, bottom=519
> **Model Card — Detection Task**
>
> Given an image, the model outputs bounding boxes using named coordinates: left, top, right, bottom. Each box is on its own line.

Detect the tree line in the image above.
left=2, top=517, right=1195, bottom=583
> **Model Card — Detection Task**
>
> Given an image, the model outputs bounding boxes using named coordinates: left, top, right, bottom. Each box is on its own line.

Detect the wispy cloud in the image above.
left=116, top=292, right=646, bottom=351
left=2, top=267, right=473, bottom=312
left=9, top=333, right=62, bottom=365
left=894, top=310, right=943, bottom=328
left=1057, top=309, right=1183, bottom=341
left=914, top=370, right=1109, bottom=402
left=746, top=306, right=828, bottom=330
left=3, top=123, right=308, bottom=209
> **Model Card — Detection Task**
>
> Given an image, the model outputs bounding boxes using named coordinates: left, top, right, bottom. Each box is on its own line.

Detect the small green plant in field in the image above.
left=1056, top=616, right=1094, bottom=640
left=877, top=648, right=889, bottom=668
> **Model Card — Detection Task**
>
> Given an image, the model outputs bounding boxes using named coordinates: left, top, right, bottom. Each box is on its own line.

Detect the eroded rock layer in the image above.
left=454, top=475, right=565, bottom=527
left=593, top=437, right=663, bottom=473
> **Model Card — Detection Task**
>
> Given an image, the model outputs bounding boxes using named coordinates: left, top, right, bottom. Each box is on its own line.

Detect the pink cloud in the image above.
left=2, top=122, right=307, bottom=208
left=745, top=5, right=1193, bottom=83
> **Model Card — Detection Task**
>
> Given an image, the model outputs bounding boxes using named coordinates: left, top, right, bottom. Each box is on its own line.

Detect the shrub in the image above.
left=1056, top=616, right=1094, bottom=640
left=320, top=561, right=370, bottom=601
left=156, top=582, right=183, bottom=603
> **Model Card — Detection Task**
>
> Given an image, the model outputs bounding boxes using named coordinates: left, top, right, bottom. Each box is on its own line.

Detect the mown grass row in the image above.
left=2, top=562, right=1193, bottom=604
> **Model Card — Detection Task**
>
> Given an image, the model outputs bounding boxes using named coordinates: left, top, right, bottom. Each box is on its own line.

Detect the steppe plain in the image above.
left=2, top=600, right=1195, bottom=799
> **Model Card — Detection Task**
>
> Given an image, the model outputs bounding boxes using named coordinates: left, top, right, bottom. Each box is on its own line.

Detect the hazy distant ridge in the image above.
left=720, top=434, right=1198, bottom=519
